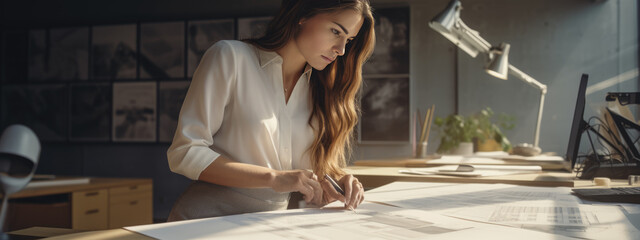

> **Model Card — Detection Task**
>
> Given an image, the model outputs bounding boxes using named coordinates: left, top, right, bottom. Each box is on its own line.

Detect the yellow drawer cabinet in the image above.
left=108, top=184, right=153, bottom=228
left=7, top=178, right=152, bottom=232
left=71, top=189, right=109, bottom=230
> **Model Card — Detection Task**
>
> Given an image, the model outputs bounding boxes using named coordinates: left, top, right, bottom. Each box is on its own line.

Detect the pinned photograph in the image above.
left=92, top=24, right=137, bottom=80
left=140, top=21, right=185, bottom=79
left=187, top=19, right=235, bottom=77
left=237, top=16, right=273, bottom=40
left=363, top=7, right=409, bottom=75
left=158, top=81, right=190, bottom=142
left=70, top=83, right=111, bottom=141
left=49, top=27, right=90, bottom=80
left=112, top=82, right=157, bottom=142
left=360, top=77, right=410, bottom=143
left=1, top=85, right=68, bottom=141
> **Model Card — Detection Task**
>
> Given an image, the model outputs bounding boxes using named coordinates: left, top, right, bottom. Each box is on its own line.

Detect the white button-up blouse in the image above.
left=168, top=40, right=315, bottom=181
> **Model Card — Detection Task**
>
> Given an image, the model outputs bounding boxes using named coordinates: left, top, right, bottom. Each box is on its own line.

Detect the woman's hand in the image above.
left=270, top=170, right=323, bottom=206
left=320, top=174, right=364, bottom=209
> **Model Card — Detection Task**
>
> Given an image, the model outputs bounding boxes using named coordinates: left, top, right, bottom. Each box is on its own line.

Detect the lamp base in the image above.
left=512, top=143, right=542, bottom=156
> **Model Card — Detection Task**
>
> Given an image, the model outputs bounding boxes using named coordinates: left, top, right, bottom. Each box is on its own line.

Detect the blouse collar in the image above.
left=256, top=46, right=313, bottom=76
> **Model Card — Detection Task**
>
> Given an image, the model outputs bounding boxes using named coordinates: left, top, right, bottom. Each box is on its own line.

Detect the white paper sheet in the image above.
left=365, top=181, right=639, bottom=240
left=126, top=202, right=573, bottom=240
left=446, top=201, right=640, bottom=240
left=365, top=182, right=579, bottom=212
left=399, top=165, right=542, bottom=177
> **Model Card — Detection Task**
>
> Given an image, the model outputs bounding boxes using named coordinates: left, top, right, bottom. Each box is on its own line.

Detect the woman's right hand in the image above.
left=269, top=170, right=323, bottom=206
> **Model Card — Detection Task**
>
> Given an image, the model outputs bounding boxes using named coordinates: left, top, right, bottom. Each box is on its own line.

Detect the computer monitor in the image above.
left=566, top=74, right=589, bottom=172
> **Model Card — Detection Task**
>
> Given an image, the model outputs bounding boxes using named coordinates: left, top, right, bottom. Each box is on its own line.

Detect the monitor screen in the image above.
left=566, top=74, right=589, bottom=171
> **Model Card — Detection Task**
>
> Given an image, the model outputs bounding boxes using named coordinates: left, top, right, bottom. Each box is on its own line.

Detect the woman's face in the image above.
left=295, top=9, right=364, bottom=70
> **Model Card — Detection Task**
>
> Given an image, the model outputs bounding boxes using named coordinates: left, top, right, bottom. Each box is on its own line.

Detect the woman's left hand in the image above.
left=319, top=174, right=364, bottom=209
left=338, top=174, right=364, bottom=209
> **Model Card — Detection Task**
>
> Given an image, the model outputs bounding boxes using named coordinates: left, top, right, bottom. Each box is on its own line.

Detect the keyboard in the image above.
left=572, top=187, right=640, bottom=203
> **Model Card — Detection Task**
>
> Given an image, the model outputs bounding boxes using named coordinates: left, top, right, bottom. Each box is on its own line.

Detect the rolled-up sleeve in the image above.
left=167, top=40, right=236, bottom=180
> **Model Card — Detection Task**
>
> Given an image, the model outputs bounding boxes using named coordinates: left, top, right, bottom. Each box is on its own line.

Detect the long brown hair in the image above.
left=244, top=0, right=375, bottom=179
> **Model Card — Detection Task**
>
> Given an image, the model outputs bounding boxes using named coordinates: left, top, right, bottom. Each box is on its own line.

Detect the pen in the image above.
left=324, top=174, right=345, bottom=195
left=324, top=174, right=356, bottom=213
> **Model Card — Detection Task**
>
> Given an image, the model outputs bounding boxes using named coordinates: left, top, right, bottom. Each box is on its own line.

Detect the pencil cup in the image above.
left=415, top=142, right=428, bottom=158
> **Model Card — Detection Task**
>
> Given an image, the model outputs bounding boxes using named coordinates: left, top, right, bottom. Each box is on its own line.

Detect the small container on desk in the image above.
left=415, top=142, right=428, bottom=159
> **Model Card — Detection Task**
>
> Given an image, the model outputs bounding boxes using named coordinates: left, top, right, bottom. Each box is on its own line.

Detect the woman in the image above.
left=167, top=0, right=375, bottom=221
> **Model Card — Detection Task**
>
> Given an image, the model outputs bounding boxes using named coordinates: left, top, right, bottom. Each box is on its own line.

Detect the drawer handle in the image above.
left=85, top=192, right=99, bottom=197
left=85, top=209, right=100, bottom=215
left=129, top=200, right=138, bottom=205
left=129, top=186, right=138, bottom=190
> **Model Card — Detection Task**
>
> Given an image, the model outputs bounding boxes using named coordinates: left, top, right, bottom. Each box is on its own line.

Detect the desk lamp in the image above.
left=429, top=0, right=548, bottom=156
left=0, top=125, right=40, bottom=238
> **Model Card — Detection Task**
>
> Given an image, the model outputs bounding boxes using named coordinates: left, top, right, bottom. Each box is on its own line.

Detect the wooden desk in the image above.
left=10, top=169, right=634, bottom=239
left=6, top=177, right=152, bottom=232
left=345, top=166, right=578, bottom=188
left=9, top=227, right=149, bottom=240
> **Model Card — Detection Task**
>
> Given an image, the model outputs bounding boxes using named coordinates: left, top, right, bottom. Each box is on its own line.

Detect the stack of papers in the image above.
left=399, top=165, right=542, bottom=177
left=364, top=182, right=640, bottom=240
left=127, top=202, right=575, bottom=240
left=125, top=181, right=639, bottom=239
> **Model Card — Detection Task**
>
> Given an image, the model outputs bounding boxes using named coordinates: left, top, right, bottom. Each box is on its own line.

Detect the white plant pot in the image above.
left=447, top=142, right=474, bottom=156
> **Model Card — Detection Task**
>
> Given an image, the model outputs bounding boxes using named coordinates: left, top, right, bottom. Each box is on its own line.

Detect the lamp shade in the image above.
left=0, top=124, right=40, bottom=195
left=430, top=0, right=460, bottom=33
left=486, top=43, right=510, bottom=80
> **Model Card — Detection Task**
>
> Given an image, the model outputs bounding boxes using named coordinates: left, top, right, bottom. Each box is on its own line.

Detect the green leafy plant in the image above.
left=434, top=114, right=479, bottom=154
left=434, top=107, right=515, bottom=154
left=474, top=108, right=515, bottom=152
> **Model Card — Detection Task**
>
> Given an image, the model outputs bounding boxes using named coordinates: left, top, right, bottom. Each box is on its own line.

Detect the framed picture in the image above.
left=1, top=84, right=68, bottom=142
left=140, top=21, right=185, bottom=79
left=70, top=83, right=111, bottom=141
left=91, top=24, right=137, bottom=80
left=237, top=16, right=272, bottom=40
left=187, top=19, right=235, bottom=77
left=363, top=7, right=410, bottom=75
left=28, top=29, right=49, bottom=81
left=158, top=81, right=190, bottom=142
left=360, top=77, right=410, bottom=143
left=112, top=82, right=157, bottom=142
left=49, top=27, right=90, bottom=81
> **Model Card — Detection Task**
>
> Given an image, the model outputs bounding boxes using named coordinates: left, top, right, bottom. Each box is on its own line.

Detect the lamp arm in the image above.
left=533, top=92, right=545, bottom=148
left=507, top=64, right=547, bottom=148
left=456, top=20, right=492, bottom=53
left=507, top=65, right=547, bottom=94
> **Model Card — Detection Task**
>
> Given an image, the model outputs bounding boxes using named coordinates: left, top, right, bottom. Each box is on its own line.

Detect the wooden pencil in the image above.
left=424, top=104, right=435, bottom=144
left=420, top=107, right=431, bottom=143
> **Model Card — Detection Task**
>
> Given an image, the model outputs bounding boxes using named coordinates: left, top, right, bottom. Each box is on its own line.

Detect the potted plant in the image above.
left=474, top=108, right=515, bottom=152
left=434, top=108, right=515, bottom=155
left=433, top=114, right=479, bottom=155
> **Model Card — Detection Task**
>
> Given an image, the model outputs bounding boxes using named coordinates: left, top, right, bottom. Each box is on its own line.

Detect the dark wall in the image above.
left=2, top=0, right=281, bottom=28
left=0, top=0, right=283, bottom=222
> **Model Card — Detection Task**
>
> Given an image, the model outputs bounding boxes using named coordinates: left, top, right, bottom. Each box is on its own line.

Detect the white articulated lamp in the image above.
left=429, top=0, right=548, bottom=156
left=0, top=125, right=41, bottom=238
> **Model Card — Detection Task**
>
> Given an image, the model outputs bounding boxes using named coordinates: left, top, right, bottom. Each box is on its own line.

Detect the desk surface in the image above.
left=11, top=169, right=636, bottom=239
left=345, top=166, right=580, bottom=188
left=9, top=177, right=152, bottom=199
left=9, top=227, right=148, bottom=240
